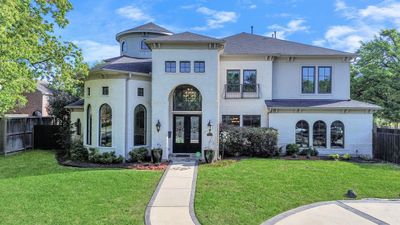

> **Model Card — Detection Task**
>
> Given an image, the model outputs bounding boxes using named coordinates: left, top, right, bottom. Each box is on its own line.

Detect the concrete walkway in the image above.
left=262, top=199, right=400, bottom=225
left=145, top=159, right=200, bottom=225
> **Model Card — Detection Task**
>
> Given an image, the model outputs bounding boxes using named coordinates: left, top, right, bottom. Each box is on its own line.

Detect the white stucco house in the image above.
left=66, top=22, right=380, bottom=160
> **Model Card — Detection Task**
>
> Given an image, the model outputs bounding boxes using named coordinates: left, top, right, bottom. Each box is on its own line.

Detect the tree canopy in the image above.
left=351, top=29, right=400, bottom=123
left=0, top=0, right=88, bottom=115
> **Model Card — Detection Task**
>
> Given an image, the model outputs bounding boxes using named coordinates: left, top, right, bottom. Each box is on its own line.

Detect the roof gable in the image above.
left=116, top=22, right=173, bottom=41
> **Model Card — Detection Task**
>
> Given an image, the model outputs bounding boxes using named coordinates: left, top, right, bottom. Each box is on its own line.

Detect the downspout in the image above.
left=124, top=74, right=131, bottom=162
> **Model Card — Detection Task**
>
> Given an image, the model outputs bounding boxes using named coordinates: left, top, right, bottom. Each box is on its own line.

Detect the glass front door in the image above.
left=173, top=115, right=201, bottom=153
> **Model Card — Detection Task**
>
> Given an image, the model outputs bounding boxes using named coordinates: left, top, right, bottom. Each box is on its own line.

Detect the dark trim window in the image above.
left=141, top=39, right=149, bottom=50
left=99, top=104, right=112, bottom=147
left=194, top=61, right=205, bottom=73
left=295, top=120, right=309, bottom=147
left=137, top=88, right=144, bottom=96
left=243, top=115, right=261, bottom=127
left=121, top=41, right=126, bottom=52
left=222, top=115, right=240, bottom=126
left=86, top=105, right=92, bottom=145
left=331, top=121, right=344, bottom=148
left=102, top=86, right=109, bottom=95
left=227, top=70, right=240, bottom=92
left=243, top=70, right=257, bottom=92
left=76, top=119, right=81, bottom=136
left=87, top=87, right=90, bottom=96
left=318, top=66, right=332, bottom=93
left=134, top=104, right=147, bottom=146
left=173, top=85, right=202, bottom=111
left=165, top=61, right=176, bottom=73
left=302, top=66, right=315, bottom=93
left=313, top=120, right=326, bottom=148
left=180, top=61, right=191, bottom=73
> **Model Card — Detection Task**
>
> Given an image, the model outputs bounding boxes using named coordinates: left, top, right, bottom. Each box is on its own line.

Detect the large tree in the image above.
left=351, top=29, right=400, bottom=123
left=0, top=0, right=88, bottom=115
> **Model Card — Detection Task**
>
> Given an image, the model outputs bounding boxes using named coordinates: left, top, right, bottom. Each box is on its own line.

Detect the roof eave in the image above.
left=116, top=30, right=173, bottom=41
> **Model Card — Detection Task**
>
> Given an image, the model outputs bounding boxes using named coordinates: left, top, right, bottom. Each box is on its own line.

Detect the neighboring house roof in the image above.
left=37, top=81, right=53, bottom=95
left=65, top=99, right=84, bottom=109
left=265, top=99, right=381, bottom=110
left=116, top=22, right=173, bottom=41
left=93, top=56, right=152, bottom=74
left=223, top=32, right=356, bottom=57
left=146, top=32, right=225, bottom=44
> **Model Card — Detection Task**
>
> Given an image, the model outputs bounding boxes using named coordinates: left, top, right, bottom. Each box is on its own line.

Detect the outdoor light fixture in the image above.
left=207, top=120, right=213, bottom=136
left=156, top=120, right=161, bottom=132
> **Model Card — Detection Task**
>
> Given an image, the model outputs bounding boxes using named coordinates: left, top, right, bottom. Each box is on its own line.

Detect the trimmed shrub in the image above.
left=342, top=153, right=351, bottom=160
left=69, top=139, right=88, bottom=161
left=299, top=147, right=319, bottom=156
left=328, top=154, right=340, bottom=160
left=286, top=144, right=299, bottom=156
left=129, top=147, right=149, bottom=163
left=88, top=148, right=123, bottom=164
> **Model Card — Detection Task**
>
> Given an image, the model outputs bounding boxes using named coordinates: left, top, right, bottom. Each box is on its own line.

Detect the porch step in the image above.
left=169, top=153, right=198, bottom=162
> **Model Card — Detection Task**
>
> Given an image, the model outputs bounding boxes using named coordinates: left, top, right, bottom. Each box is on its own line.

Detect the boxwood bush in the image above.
left=129, top=147, right=148, bottom=162
left=69, top=139, right=88, bottom=161
left=88, top=148, right=123, bottom=164
left=285, top=144, right=299, bottom=156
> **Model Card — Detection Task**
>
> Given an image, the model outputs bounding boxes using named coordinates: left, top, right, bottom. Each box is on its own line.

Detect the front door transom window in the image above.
left=173, top=85, right=202, bottom=111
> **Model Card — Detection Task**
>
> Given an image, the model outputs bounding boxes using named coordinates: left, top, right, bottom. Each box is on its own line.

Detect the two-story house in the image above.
left=66, top=22, right=380, bottom=160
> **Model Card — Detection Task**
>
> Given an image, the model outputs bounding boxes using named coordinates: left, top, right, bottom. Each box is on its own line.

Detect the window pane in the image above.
left=302, top=67, right=315, bottom=93
left=313, top=120, right=326, bottom=148
left=137, top=88, right=144, bottom=96
left=190, top=117, right=200, bottom=143
left=99, top=104, right=112, bottom=147
left=194, top=61, right=205, bottom=73
left=243, top=70, right=257, bottom=92
left=87, top=105, right=92, bottom=145
left=243, top=115, right=260, bottom=127
left=180, top=61, right=191, bottom=73
left=175, top=116, right=184, bottom=143
left=227, top=70, right=240, bottom=92
left=222, top=115, right=240, bottom=126
left=102, top=86, right=109, bottom=95
left=296, top=120, right=309, bottom=147
left=173, top=85, right=202, bottom=111
left=165, top=61, right=176, bottom=73
left=331, top=121, right=344, bottom=148
left=134, top=105, right=146, bottom=146
left=318, top=67, right=332, bottom=93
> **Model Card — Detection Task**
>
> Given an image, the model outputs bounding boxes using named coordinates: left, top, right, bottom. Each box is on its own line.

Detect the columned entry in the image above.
left=173, top=115, right=201, bottom=153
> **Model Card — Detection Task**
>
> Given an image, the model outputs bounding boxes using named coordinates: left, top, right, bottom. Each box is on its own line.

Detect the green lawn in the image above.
left=195, top=159, right=400, bottom=225
left=0, top=150, right=162, bottom=225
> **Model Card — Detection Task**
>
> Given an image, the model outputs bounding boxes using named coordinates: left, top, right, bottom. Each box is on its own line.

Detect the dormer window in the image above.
left=141, top=39, right=149, bottom=50
left=121, top=41, right=127, bottom=53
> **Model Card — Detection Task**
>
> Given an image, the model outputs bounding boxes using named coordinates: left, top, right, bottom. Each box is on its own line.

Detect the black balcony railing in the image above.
left=224, top=84, right=260, bottom=99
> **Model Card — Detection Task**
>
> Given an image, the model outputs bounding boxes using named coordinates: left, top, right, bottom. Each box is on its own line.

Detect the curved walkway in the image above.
left=262, top=199, right=400, bottom=225
left=145, top=159, right=200, bottom=225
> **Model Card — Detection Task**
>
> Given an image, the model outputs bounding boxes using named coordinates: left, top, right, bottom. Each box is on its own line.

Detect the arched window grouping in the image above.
left=134, top=104, right=147, bottom=146
left=295, top=120, right=344, bottom=149
left=295, top=120, right=309, bottom=147
left=87, top=105, right=92, bottom=145
left=99, top=104, right=112, bottom=147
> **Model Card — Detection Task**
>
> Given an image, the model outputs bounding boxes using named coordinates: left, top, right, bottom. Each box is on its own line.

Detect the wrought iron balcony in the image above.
left=223, top=84, right=260, bottom=99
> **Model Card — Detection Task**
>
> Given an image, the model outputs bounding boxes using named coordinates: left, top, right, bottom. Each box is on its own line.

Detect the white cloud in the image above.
left=193, top=7, right=238, bottom=31
left=359, top=2, right=400, bottom=21
left=249, top=4, right=257, bottom=9
left=266, top=19, right=309, bottom=39
left=116, top=6, right=153, bottom=22
left=73, top=40, right=120, bottom=63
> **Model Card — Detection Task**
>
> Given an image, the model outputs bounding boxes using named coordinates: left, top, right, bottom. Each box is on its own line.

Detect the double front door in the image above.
left=173, top=115, right=201, bottom=153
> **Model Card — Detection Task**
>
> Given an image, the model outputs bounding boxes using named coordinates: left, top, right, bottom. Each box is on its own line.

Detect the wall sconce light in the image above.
left=207, top=120, right=213, bottom=136
left=156, top=120, right=161, bottom=132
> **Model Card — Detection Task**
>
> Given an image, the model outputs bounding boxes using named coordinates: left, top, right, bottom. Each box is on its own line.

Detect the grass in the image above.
left=195, top=159, right=400, bottom=225
left=0, top=150, right=162, bottom=225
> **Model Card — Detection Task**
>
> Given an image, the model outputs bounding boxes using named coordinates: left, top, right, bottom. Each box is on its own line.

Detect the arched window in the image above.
left=121, top=41, right=126, bottom=52
left=76, top=119, right=81, bottom=136
left=331, top=121, right=344, bottom=148
left=173, top=85, right=202, bottom=111
left=99, top=104, right=112, bottom=147
left=313, top=121, right=326, bottom=148
left=134, top=105, right=147, bottom=146
left=295, top=120, right=309, bottom=147
left=86, top=105, right=92, bottom=145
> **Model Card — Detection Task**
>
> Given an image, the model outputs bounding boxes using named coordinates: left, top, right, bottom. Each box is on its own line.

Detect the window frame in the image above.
left=301, top=66, right=316, bottom=94
left=86, top=105, right=92, bottom=145
left=99, top=104, right=112, bottom=147
left=179, top=61, right=191, bottom=73
left=102, top=86, right=109, bottom=96
left=76, top=119, right=81, bottom=136
left=318, top=66, right=332, bottom=94
left=222, top=115, right=241, bottom=127
left=331, top=120, right=345, bottom=149
left=313, top=120, right=327, bottom=148
left=137, top=87, right=144, bottom=97
left=121, top=41, right=126, bottom=53
left=295, top=120, right=309, bottom=147
left=134, top=104, right=147, bottom=146
left=242, top=115, right=261, bottom=127
left=243, top=70, right=257, bottom=93
left=194, top=61, right=205, bottom=73
left=87, top=87, right=90, bottom=96
left=226, top=70, right=241, bottom=93
left=165, top=61, right=176, bottom=73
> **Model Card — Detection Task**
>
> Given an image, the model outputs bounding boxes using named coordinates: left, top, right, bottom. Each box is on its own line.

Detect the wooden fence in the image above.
left=0, top=116, right=54, bottom=154
left=373, top=127, right=400, bottom=164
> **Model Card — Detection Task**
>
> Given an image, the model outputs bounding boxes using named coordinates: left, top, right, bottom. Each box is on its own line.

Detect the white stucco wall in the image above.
left=269, top=111, right=373, bottom=156
left=151, top=48, right=220, bottom=159
left=272, top=58, right=350, bottom=100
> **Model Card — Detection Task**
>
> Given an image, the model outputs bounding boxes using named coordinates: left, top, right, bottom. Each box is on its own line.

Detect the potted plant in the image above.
left=204, top=149, right=215, bottom=163
left=151, top=148, right=163, bottom=163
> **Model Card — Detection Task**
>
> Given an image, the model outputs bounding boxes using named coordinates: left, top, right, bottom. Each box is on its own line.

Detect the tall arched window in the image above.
left=331, top=121, right=344, bottom=148
left=173, top=85, right=202, bottom=111
left=313, top=121, right=326, bottom=148
left=76, top=119, right=81, bottom=136
left=295, top=120, right=309, bottom=147
left=134, top=104, right=147, bottom=146
left=99, top=104, right=112, bottom=147
left=86, top=105, right=92, bottom=145
left=121, top=41, right=126, bottom=52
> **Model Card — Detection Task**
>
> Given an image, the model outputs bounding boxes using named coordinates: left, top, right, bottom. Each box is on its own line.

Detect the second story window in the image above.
left=87, top=87, right=90, bottom=96
left=227, top=70, right=240, bottom=92
left=302, top=66, right=315, bottom=94
left=318, top=66, right=332, bottom=93
left=180, top=61, right=191, bottom=73
left=137, top=88, right=144, bottom=96
left=102, top=86, right=109, bottom=95
left=121, top=41, right=126, bottom=53
left=141, top=39, right=149, bottom=50
left=243, top=70, right=257, bottom=92
left=194, top=61, right=205, bottom=73
left=165, top=61, right=176, bottom=73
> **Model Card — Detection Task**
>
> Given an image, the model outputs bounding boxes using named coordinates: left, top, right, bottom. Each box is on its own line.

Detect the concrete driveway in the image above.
left=262, top=199, right=400, bottom=225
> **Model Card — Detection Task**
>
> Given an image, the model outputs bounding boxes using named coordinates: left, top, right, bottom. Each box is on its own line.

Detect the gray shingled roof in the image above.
left=116, top=22, right=173, bottom=41
left=265, top=99, right=381, bottom=110
left=65, top=99, right=84, bottom=109
left=146, top=32, right=224, bottom=44
left=36, top=81, right=53, bottom=95
left=223, top=33, right=356, bottom=56
left=93, top=56, right=152, bottom=74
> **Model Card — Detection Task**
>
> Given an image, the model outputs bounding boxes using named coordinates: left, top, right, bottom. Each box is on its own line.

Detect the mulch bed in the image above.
left=59, top=159, right=169, bottom=170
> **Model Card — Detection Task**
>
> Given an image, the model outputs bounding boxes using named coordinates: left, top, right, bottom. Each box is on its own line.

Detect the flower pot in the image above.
left=151, top=148, right=163, bottom=164
left=204, top=149, right=215, bottom=163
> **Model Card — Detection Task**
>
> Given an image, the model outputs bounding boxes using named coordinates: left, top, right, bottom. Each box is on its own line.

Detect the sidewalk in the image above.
left=145, top=159, right=200, bottom=225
